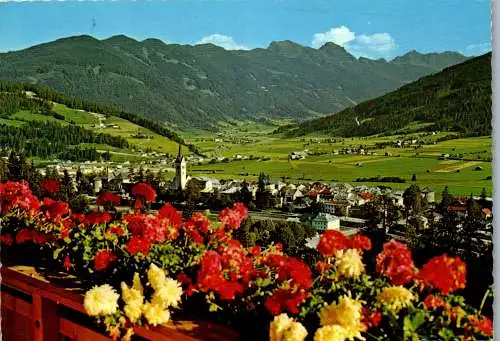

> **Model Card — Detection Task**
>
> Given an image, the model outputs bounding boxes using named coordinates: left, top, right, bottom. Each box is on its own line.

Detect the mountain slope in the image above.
left=0, top=35, right=469, bottom=129
left=279, top=53, right=492, bottom=137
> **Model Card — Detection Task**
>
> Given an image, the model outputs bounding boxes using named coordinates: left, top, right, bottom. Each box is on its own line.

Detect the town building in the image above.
left=311, top=213, right=340, bottom=231
left=172, top=144, right=187, bottom=191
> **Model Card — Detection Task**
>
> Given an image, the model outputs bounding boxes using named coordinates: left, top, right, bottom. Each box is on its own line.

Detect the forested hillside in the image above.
left=0, top=82, right=204, bottom=160
left=0, top=81, right=201, bottom=154
left=0, top=35, right=468, bottom=128
left=279, top=53, right=491, bottom=137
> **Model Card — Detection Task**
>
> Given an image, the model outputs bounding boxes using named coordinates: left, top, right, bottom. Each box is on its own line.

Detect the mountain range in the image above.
left=279, top=53, right=492, bottom=137
left=0, top=35, right=469, bottom=129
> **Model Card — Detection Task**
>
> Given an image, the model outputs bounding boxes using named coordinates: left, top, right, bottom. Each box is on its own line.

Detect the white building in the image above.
left=311, top=213, right=340, bottom=231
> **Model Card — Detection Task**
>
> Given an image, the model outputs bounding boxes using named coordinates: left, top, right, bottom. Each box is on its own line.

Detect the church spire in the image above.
left=175, top=144, right=184, bottom=163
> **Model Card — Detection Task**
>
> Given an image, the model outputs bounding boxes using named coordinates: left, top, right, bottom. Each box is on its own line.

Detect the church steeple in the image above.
left=173, top=143, right=187, bottom=191
left=175, top=144, right=184, bottom=163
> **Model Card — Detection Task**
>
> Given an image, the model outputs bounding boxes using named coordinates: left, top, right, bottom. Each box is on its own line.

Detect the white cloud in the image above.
left=347, top=33, right=397, bottom=58
left=312, top=25, right=397, bottom=59
left=312, top=26, right=355, bottom=48
left=464, top=42, right=491, bottom=56
left=196, top=34, right=248, bottom=50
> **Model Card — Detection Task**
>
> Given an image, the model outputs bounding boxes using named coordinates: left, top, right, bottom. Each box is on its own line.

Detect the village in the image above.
left=28, top=144, right=493, bottom=249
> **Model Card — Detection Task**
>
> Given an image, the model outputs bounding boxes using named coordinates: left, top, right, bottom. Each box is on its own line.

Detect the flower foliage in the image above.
left=0, top=181, right=493, bottom=341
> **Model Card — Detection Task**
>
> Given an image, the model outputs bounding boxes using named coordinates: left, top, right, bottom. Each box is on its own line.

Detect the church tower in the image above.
left=174, top=144, right=187, bottom=191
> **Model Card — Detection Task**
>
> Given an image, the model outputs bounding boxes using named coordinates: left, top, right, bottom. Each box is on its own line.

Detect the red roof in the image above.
left=448, top=206, right=467, bottom=212
left=359, top=192, right=375, bottom=200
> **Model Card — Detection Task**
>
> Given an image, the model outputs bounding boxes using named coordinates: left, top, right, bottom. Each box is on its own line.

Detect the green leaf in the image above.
left=53, top=248, right=63, bottom=260
left=64, top=237, right=71, bottom=244
left=438, top=328, right=455, bottom=341
left=411, top=311, right=425, bottom=331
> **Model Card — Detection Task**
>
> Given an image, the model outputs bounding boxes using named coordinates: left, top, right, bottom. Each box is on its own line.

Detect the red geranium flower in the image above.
left=423, top=294, right=445, bottom=310
left=64, top=255, right=73, bottom=271
left=317, top=230, right=349, bottom=257
left=84, top=211, right=112, bottom=226
left=0, top=181, right=40, bottom=215
left=96, top=192, right=121, bottom=206
left=70, top=213, right=86, bottom=224
left=126, top=236, right=152, bottom=256
left=106, top=225, right=124, bottom=237
left=417, top=254, right=466, bottom=295
left=250, top=245, right=261, bottom=257
left=131, top=183, right=157, bottom=202
left=219, top=202, right=248, bottom=229
left=265, top=288, right=309, bottom=315
left=0, top=234, right=14, bottom=246
left=469, top=315, right=493, bottom=337
left=42, top=198, right=69, bottom=221
left=93, top=249, right=117, bottom=271
left=41, top=179, right=60, bottom=194
left=16, top=229, right=34, bottom=244
left=376, top=240, right=416, bottom=285
left=349, top=234, right=372, bottom=251
left=158, top=203, right=181, bottom=226
left=316, top=261, right=333, bottom=273
left=362, top=308, right=382, bottom=328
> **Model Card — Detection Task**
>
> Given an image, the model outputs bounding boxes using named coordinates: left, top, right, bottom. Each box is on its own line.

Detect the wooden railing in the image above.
left=0, top=266, right=240, bottom=341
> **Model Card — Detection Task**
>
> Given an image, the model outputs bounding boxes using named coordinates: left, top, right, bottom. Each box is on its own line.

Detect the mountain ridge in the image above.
left=278, top=53, right=492, bottom=137
left=0, top=34, right=471, bottom=129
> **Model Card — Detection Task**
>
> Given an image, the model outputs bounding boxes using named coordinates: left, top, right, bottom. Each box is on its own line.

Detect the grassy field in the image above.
left=186, top=123, right=492, bottom=199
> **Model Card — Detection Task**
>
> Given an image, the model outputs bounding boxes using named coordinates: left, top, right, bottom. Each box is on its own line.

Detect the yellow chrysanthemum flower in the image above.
left=124, top=302, right=143, bottom=323
left=148, top=263, right=166, bottom=290
left=121, top=281, right=144, bottom=305
left=335, top=249, right=365, bottom=279
left=319, top=295, right=366, bottom=340
left=269, top=313, right=308, bottom=341
left=84, top=284, right=120, bottom=316
left=132, top=272, right=144, bottom=294
left=314, top=325, right=349, bottom=341
left=282, top=321, right=308, bottom=341
left=142, top=302, right=171, bottom=326
left=121, top=278, right=145, bottom=323
left=378, top=286, right=415, bottom=313
left=152, top=277, right=183, bottom=309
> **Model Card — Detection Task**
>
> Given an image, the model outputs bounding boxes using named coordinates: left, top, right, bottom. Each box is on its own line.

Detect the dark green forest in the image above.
left=279, top=53, right=492, bottom=137
left=0, top=121, right=128, bottom=160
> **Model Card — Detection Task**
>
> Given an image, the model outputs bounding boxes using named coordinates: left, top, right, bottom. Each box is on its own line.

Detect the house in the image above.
left=311, top=213, right=340, bottom=231
left=421, top=187, right=435, bottom=203
left=289, top=151, right=306, bottom=160
left=319, top=201, right=336, bottom=214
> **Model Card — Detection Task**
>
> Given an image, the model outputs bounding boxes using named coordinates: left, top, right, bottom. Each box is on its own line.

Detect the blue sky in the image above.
left=0, top=0, right=492, bottom=59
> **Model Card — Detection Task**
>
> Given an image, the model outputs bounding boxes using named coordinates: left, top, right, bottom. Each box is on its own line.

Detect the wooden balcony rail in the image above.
left=1, top=266, right=240, bottom=341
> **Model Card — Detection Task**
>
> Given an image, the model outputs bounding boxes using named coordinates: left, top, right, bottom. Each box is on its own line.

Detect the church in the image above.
left=172, top=144, right=187, bottom=191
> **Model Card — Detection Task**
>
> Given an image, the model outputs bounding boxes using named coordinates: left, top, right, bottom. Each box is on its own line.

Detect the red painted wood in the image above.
left=0, top=266, right=241, bottom=341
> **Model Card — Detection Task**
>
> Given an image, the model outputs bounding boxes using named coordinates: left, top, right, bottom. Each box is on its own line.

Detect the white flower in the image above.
left=142, top=302, right=171, bottom=326
left=270, top=313, right=308, bottom=341
left=84, top=284, right=120, bottom=316
left=152, top=277, right=183, bottom=308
